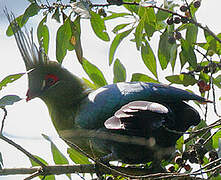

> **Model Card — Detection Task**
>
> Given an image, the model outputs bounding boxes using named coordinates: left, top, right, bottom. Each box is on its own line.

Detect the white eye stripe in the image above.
left=41, top=79, right=46, bottom=90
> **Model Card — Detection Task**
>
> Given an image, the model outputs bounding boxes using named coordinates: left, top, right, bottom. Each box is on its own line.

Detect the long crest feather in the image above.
left=4, top=9, right=49, bottom=70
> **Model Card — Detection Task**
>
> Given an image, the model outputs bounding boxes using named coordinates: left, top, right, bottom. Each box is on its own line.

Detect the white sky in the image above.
left=0, top=0, right=221, bottom=179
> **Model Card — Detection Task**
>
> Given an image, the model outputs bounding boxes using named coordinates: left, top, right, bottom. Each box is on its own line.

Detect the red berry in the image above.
left=203, top=84, right=210, bottom=91
left=168, top=165, right=175, bottom=172
left=197, top=80, right=206, bottom=88
left=184, top=164, right=191, bottom=171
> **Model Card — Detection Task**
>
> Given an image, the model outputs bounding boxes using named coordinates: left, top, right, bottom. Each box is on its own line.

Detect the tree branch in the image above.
left=0, top=107, right=7, bottom=133
left=0, top=135, right=46, bottom=168
left=0, top=164, right=207, bottom=179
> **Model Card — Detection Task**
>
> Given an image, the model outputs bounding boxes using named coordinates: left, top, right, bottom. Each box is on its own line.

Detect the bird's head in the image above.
left=26, top=63, right=87, bottom=104
left=7, top=12, right=88, bottom=106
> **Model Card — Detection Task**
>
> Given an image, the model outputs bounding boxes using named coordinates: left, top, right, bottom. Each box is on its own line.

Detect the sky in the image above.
left=0, top=0, right=221, bottom=179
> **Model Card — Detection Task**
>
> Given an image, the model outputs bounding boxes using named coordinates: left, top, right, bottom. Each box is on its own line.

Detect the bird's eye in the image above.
left=45, top=74, right=59, bottom=87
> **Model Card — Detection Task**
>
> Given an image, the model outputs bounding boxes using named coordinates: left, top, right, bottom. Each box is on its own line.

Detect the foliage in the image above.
left=1, top=0, right=221, bottom=179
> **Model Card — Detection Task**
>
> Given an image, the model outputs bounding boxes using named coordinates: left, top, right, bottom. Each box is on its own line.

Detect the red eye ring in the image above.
left=45, top=74, right=59, bottom=86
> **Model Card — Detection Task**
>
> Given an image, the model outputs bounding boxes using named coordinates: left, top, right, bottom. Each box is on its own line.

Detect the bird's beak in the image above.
left=26, top=89, right=32, bottom=102
left=26, top=89, right=36, bottom=102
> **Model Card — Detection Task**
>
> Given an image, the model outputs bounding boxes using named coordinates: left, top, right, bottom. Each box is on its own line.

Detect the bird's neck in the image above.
left=41, top=77, right=90, bottom=131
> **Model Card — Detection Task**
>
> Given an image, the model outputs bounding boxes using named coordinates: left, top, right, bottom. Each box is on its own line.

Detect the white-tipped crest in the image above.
left=4, top=9, right=49, bottom=71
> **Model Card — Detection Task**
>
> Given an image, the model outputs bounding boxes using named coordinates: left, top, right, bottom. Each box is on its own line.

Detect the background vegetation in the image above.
left=0, top=0, right=221, bottom=179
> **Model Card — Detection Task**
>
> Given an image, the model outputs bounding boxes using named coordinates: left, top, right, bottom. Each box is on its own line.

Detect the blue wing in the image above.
left=75, top=82, right=207, bottom=129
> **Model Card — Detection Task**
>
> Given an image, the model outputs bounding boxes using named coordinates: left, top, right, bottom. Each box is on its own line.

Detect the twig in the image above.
left=184, top=118, right=221, bottom=144
left=0, top=107, right=7, bottom=134
left=0, top=135, right=46, bottom=168
left=211, top=78, right=221, bottom=117
left=0, top=165, right=206, bottom=179
left=203, top=127, right=221, bottom=146
left=24, top=170, right=43, bottom=180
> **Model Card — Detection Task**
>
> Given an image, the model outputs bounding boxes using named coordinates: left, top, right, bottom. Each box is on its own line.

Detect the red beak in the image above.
left=26, top=89, right=32, bottom=102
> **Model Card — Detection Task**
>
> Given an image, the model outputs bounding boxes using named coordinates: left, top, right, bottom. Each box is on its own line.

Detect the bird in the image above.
left=6, top=12, right=210, bottom=166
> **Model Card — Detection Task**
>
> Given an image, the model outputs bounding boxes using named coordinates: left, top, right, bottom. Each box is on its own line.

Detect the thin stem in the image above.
left=0, top=135, right=46, bottom=168
left=0, top=107, right=7, bottom=134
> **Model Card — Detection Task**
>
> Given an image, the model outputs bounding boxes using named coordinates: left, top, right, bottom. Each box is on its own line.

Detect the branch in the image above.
left=0, top=164, right=207, bottom=179
left=0, top=135, right=46, bottom=168
left=0, top=107, right=7, bottom=133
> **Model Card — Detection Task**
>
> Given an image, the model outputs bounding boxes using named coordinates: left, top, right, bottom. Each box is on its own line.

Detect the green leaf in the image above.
left=131, top=73, right=158, bottom=83
left=90, top=11, right=110, bottom=42
left=158, top=30, right=173, bottom=70
left=166, top=74, right=197, bottom=86
left=212, top=130, right=221, bottom=149
left=186, top=24, right=198, bottom=45
left=176, top=136, right=184, bottom=153
left=109, top=28, right=134, bottom=65
left=144, top=8, right=156, bottom=38
left=29, top=155, right=48, bottom=167
left=179, top=51, right=187, bottom=69
left=0, top=73, right=24, bottom=90
left=67, top=148, right=91, bottom=164
left=170, top=43, right=178, bottom=71
left=70, top=16, right=83, bottom=64
left=124, top=3, right=139, bottom=14
left=0, top=95, right=22, bottom=108
left=51, top=143, right=69, bottom=165
left=56, top=17, right=73, bottom=63
left=82, top=58, right=107, bottom=87
left=42, top=134, right=71, bottom=179
left=113, top=59, right=126, bottom=83
left=156, top=9, right=170, bottom=22
left=22, top=3, right=41, bottom=24
left=6, top=15, right=28, bottom=36
left=135, top=15, right=145, bottom=50
left=214, top=75, right=221, bottom=88
left=141, top=40, right=157, bottom=79
left=42, top=134, right=69, bottom=165
left=52, top=7, right=61, bottom=23
left=37, top=16, right=49, bottom=54
left=82, top=78, right=98, bottom=90
left=112, top=23, right=130, bottom=34
left=29, top=155, right=55, bottom=180
left=181, top=39, right=197, bottom=69
left=103, top=12, right=130, bottom=21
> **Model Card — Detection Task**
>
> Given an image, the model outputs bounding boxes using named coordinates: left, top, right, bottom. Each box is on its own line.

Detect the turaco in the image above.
left=6, top=12, right=210, bottom=166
